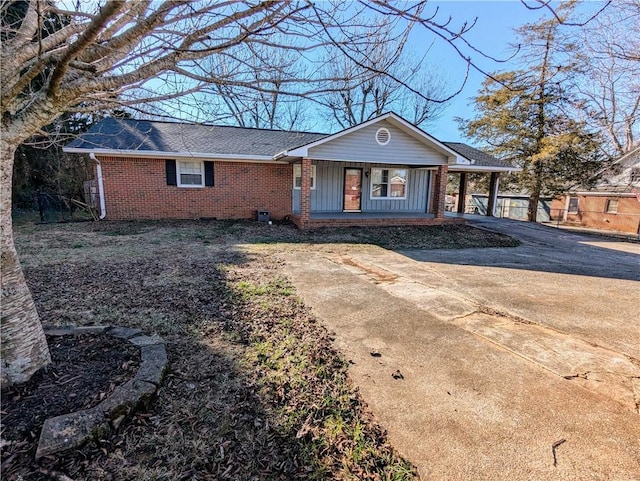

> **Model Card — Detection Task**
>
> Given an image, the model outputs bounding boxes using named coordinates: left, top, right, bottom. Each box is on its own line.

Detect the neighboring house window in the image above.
left=293, top=164, right=316, bottom=190
left=567, top=196, right=579, bottom=213
left=605, top=198, right=619, bottom=213
left=371, top=168, right=407, bottom=199
left=631, top=168, right=640, bottom=184
left=166, top=159, right=214, bottom=187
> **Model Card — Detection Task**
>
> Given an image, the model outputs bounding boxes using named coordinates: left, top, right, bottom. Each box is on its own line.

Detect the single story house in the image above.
left=64, top=112, right=517, bottom=228
left=550, top=145, right=640, bottom=235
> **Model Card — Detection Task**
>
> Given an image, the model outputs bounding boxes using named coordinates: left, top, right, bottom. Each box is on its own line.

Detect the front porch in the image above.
left=290, top=211, right=465, bottom=229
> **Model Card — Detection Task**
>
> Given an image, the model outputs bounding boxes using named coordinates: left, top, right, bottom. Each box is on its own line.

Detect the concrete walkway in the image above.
left=281, top=218, right=640, bottom=480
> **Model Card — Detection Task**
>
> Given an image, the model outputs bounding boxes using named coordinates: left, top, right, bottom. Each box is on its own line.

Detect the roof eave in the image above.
left=63, top=147, right=280, bottom=163
left=610, top=145, right=640, bottom=166
left=449, top=165, right=521, bottom=173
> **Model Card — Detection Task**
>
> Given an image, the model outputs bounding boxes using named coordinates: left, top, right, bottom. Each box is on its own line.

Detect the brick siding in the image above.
left=551, top=194, right=640, bottom=235
left=96, top=156, right=459, bottom=228
left=98, top=156, right=292, bottom=220
left=433, top=165, right=448, bottom=218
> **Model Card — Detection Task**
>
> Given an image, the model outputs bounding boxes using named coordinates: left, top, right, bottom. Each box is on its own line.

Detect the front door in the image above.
left=343, top=168, right=362, bottom=212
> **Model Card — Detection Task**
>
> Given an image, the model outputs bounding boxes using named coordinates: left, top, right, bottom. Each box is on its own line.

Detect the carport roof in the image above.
left=444, top=142, right=515, bottom=170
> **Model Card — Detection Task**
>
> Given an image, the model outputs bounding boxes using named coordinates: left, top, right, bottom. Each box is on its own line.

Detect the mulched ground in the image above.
left=1, top=335, right=140, bottom=479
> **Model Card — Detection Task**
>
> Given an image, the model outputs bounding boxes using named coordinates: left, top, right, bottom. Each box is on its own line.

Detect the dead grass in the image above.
left=7, top=219, right=518, bottom=480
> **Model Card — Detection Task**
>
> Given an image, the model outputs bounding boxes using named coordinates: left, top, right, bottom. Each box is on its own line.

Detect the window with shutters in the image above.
left=166, top=160, right=214, bottom=187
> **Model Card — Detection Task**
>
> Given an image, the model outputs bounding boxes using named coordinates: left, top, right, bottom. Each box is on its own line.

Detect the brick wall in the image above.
left=98, top=156, right=292, bottom=220
left=432, top=165, right=448, bottom=218
left=552, top=194, right=640, bottom=235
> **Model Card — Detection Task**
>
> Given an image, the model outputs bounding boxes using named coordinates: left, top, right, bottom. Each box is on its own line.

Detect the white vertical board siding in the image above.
left=292, top=188, right=300, bottom=213
left=291, top=187, right=321, bottom=213
left=308, top=120, right=448, bottom=166
left=312, top=161, right=431, bottom=213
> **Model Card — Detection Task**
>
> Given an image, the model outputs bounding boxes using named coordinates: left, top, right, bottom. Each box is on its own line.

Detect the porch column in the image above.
left=487, top=172, right=500, bottom=217
left=457, top=172, right=467, bottom=214
left=299, top=158, right=312, bottom=227
left=434, top=165, right=448, bottom=219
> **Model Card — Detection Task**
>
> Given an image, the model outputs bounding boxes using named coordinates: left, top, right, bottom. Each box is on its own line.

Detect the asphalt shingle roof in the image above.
left=67, top=117, right=513, bottom=169
left=66, top=117, right=329, bottom=157
left=443, top=142, right=513, bottom=168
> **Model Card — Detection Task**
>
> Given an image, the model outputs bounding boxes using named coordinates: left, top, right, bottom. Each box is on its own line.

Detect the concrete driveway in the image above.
left=281, top=217, right=640, bottom=480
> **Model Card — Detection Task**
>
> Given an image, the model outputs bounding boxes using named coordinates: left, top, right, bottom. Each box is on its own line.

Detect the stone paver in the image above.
left=36, top=407, right=105, bottom=459
left=280, top=219, right=640, bottom=480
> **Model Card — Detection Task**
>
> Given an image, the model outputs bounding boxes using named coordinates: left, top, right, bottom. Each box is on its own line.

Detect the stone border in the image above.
left=35, top=325, right=168, bottom=459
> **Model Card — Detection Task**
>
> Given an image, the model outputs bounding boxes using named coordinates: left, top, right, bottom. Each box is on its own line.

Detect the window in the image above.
left=293, top=164, right=316, bottom=190
left=631, top=168, right=640, bottom=184
left=178, top=161, right=204, bottom=187
left=605, top=198, right=619, bottom=213
left=567, top=196, right=579, bottom=214
left=166, top=160, right=213, bottom=187
left=371, top=168, right=407, bottom=199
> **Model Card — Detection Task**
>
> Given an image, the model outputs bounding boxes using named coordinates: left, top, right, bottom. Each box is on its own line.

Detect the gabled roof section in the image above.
left=610, top=144, right=640, bottom=167
left=588, top=144, right=640, bottom=192
left=64, top=117, right=328, bottom=160
left=281, top=112, right=464, bottom=162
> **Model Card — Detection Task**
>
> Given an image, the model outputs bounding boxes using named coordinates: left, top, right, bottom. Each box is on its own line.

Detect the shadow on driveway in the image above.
left=404, top=216, right=640, bottom=281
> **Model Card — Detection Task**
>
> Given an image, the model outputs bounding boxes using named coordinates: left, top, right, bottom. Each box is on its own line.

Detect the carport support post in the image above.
left=434, top=165, right=448, bottom=218
left=300, top=158, right=312, bottom=227
left=457, top=172, right=467, bottom=214
left=487, top=172, right=500, bottom=217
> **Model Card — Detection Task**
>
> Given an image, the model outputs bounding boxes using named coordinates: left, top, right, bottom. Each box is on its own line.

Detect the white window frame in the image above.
left=370, top=168, right=408, bottom=200
left=177, top=160, right=204, bottom=188
left=567, top=196, right=579, bottom=214
left=605, top=198, right=619, bottom=214
left=293, top=164, right=317, bottom=190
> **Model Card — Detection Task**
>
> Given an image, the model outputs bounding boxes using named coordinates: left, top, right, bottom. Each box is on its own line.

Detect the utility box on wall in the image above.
left=257, top=210, right=270, bottom=222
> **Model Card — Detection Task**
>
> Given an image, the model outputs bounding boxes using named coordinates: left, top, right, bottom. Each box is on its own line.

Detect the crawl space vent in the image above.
left=375, top=127, right=391, bottom=146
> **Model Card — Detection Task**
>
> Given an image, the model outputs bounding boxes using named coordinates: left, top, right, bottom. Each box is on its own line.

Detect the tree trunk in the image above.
left=528, top=190, right=540, bottom=223
left=1, top=137, right=51, bottom=387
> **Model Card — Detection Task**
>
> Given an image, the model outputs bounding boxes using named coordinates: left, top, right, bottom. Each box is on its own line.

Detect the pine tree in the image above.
left=460, top=12, right=603, bottom=222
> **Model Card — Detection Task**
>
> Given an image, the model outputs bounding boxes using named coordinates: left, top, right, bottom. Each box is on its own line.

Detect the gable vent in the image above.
left=375, top=127, right=391, bottom=146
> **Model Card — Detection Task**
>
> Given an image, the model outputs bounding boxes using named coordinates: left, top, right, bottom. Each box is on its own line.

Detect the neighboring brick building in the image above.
left=64, top=113, right=517, bottom=228
left=550, top=146, right=640, bottom=235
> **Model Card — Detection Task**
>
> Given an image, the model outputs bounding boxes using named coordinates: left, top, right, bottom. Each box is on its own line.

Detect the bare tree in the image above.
left=319, top=19, right=449, bottom=129
left=571, top=1, right=640, bottom=155
left=1, top=0, right=600, bottom=385
left=204, top=41, right=311, bottom=130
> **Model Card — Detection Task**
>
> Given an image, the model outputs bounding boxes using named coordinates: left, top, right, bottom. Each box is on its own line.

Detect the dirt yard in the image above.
left=3, top=219, right=516, bottom=481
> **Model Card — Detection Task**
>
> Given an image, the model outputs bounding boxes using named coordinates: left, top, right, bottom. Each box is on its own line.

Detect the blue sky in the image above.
left=413, top=1, right=603, bottom=143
